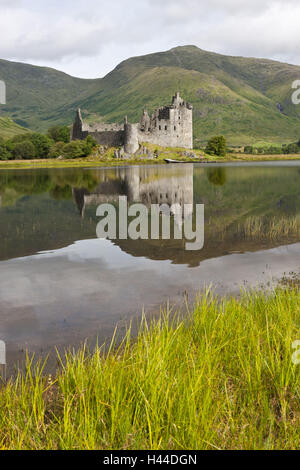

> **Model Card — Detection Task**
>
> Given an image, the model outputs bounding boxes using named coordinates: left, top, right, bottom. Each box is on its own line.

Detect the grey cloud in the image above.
left=0, top=0, right=300, bottom=78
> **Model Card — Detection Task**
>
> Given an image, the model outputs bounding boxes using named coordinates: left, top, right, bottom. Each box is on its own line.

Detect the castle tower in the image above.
left=71, top=108, right=85, bottom=140
left=172, top=91, right=184, bottom=107
left=124, top=117, right=139, bottom=154
left=172, top=92, right=193, bottom=149
left=140, top=110, right=151, bottom=132
left=136, top=92, right=193, bottom=149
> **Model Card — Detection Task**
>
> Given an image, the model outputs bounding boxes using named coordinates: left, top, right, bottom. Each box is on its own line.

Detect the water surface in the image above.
left=0, top=162, right=300, bottom=371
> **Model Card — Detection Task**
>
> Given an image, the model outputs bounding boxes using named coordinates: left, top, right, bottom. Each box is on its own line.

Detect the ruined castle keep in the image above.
left=71, top=92, right=193, bottom=152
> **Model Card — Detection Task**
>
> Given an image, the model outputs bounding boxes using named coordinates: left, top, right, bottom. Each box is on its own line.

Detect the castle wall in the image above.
left=84, top=123, right=123, bottom=132
left=71, top=93, right=193, bottom=152
left=137, top=124, right=192, bottom=149
left=71, top=109, right=125, bottom=146
left=89, top=130, right=124, bottom=147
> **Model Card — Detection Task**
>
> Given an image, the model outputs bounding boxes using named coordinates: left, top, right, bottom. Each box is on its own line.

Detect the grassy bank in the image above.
left=0, top=153, right=300, bottom=170
left=0, top=156, right=168, bottom=170
left=0, top=287, right=300, bottom=450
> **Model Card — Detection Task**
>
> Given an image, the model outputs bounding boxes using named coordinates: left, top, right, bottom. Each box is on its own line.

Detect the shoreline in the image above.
left=0, top=153, right=300, bottom=170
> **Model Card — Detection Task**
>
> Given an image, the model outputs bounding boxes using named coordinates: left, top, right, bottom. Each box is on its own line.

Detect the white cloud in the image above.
left=0, top=0, right=300, bottom=78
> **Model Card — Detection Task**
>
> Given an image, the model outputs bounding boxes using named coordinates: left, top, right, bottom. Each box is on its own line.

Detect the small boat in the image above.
left=164, top=158, right=217, bottom=164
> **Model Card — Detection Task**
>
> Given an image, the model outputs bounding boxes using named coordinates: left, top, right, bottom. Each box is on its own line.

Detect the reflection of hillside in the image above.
left=0, top=164, right=299, bottom=264
left=113, top=228, right=300, bottom=268
left=0, top=168, right=113, bottom=208
left=0, top=195, right=97, bottom=261
left=70, top=165, right=300, bottom=266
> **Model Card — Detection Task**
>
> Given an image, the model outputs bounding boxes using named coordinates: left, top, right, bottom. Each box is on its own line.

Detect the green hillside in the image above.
left=1, top=46, right=300, bottom=145
left=0, top=116, right=29, bottom=138
left=0, top=58, right=100, bottom=131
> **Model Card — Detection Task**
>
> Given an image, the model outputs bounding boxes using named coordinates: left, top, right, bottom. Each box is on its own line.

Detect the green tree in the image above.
left=12, top=141, right=36, bottom=159
left=244, top=145, right=253, bottom=154
left=267, top=146, right=281, bottom=155
left=48, top=142, right=66, bottom=158
left=286, top=143, right=299, bottom=154
left=30, top=133, right=53, bottom=158
left=9, top=133, right=31, bottom=144
left=0, top=143, right=11, bottom=160
left=82, top=135, right=97, bottom=156
left=48, top=125, right=70, bottom=143
left=205, top=135, right=227, bottom=157
left=62, top=141, right=86, bottom=159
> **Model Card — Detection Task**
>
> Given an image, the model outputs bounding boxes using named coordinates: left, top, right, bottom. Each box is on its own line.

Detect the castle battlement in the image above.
left=71, top=93, right=193, bottom=153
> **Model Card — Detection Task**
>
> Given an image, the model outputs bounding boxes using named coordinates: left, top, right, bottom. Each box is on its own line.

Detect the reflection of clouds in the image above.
left=36, top=238, right=140, bottom=269
left=0, top=238, right=175, bottom=309
left=0, top=240, right=300, bottom=352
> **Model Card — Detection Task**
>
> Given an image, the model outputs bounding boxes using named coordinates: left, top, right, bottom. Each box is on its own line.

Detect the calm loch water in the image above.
left=0, top=161, right=300, bottom=371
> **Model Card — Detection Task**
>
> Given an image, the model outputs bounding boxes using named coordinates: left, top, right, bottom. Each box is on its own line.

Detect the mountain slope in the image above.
left=0, top=58, right=101, bottom=131
left=1, top=46, right=300, bottom=145
left=77, top=46, right=300, bottom=145
left=0, top=116, right=29, bottom=138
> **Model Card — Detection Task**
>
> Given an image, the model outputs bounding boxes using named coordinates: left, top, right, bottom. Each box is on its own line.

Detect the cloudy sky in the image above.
left=0, top=0, right=299, bottom=78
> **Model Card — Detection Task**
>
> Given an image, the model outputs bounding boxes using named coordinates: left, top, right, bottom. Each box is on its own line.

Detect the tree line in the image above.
left=244, top=141, right=300, bottom=155
left=0, top=125, right=97, bottom=160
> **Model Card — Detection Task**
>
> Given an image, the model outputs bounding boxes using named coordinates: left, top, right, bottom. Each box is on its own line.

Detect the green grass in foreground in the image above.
left=0, top=287, right=300, bottom=450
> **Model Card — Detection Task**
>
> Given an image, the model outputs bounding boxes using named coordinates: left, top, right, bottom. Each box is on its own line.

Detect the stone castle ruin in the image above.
left=71, top=92, right=193, bottom=153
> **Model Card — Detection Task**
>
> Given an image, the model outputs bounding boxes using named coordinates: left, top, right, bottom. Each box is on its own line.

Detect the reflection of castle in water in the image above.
left=72, top=165, right=194, bottom=218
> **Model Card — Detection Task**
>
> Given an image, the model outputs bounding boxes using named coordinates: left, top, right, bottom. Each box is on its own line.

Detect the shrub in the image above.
left=62, top=137, right=97, bottom=159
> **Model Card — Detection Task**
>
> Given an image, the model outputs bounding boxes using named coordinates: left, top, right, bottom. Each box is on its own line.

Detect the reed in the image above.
left=238, top=215, right=300, bottom=240
left=0, top=287, right=300, bottom=450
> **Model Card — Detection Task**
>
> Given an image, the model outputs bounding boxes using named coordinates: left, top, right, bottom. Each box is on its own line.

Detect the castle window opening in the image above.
left=165, top=126, right=167, bottom=130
